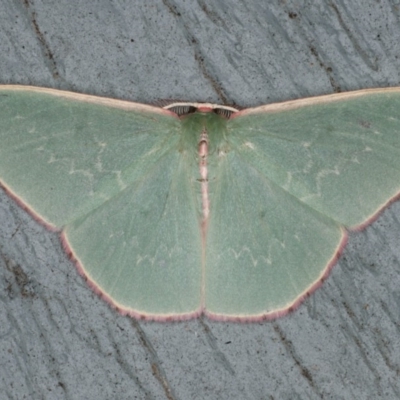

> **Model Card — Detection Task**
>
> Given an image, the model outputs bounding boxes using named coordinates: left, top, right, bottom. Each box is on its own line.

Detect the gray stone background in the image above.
left=1, top=1, right=400, bottom=399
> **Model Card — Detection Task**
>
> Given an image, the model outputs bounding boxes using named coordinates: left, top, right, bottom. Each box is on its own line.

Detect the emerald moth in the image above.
left=1, top=85, right=399, bottom=321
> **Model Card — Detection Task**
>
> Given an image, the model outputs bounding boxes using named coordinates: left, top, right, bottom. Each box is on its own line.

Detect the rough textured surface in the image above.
left=1, top=1, right=400, bottom=399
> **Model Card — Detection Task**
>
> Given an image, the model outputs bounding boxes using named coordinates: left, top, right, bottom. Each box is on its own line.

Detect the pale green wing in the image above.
left=0, top=86, right=202, bottom=318
left=64, top=148, right=202, bottom=317
left=229, top=90, right=400, bottom=227
left=0, top=86, right=179, bottom=225
left=205, top=89, right=400, bottom=319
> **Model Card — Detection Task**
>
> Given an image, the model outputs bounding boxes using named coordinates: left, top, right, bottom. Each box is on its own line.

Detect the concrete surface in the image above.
left=0, top=1, right=400, bottom=399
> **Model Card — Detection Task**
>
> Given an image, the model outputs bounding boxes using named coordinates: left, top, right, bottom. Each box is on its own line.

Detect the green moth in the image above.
left=1, top=85, right=399, bottom=321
